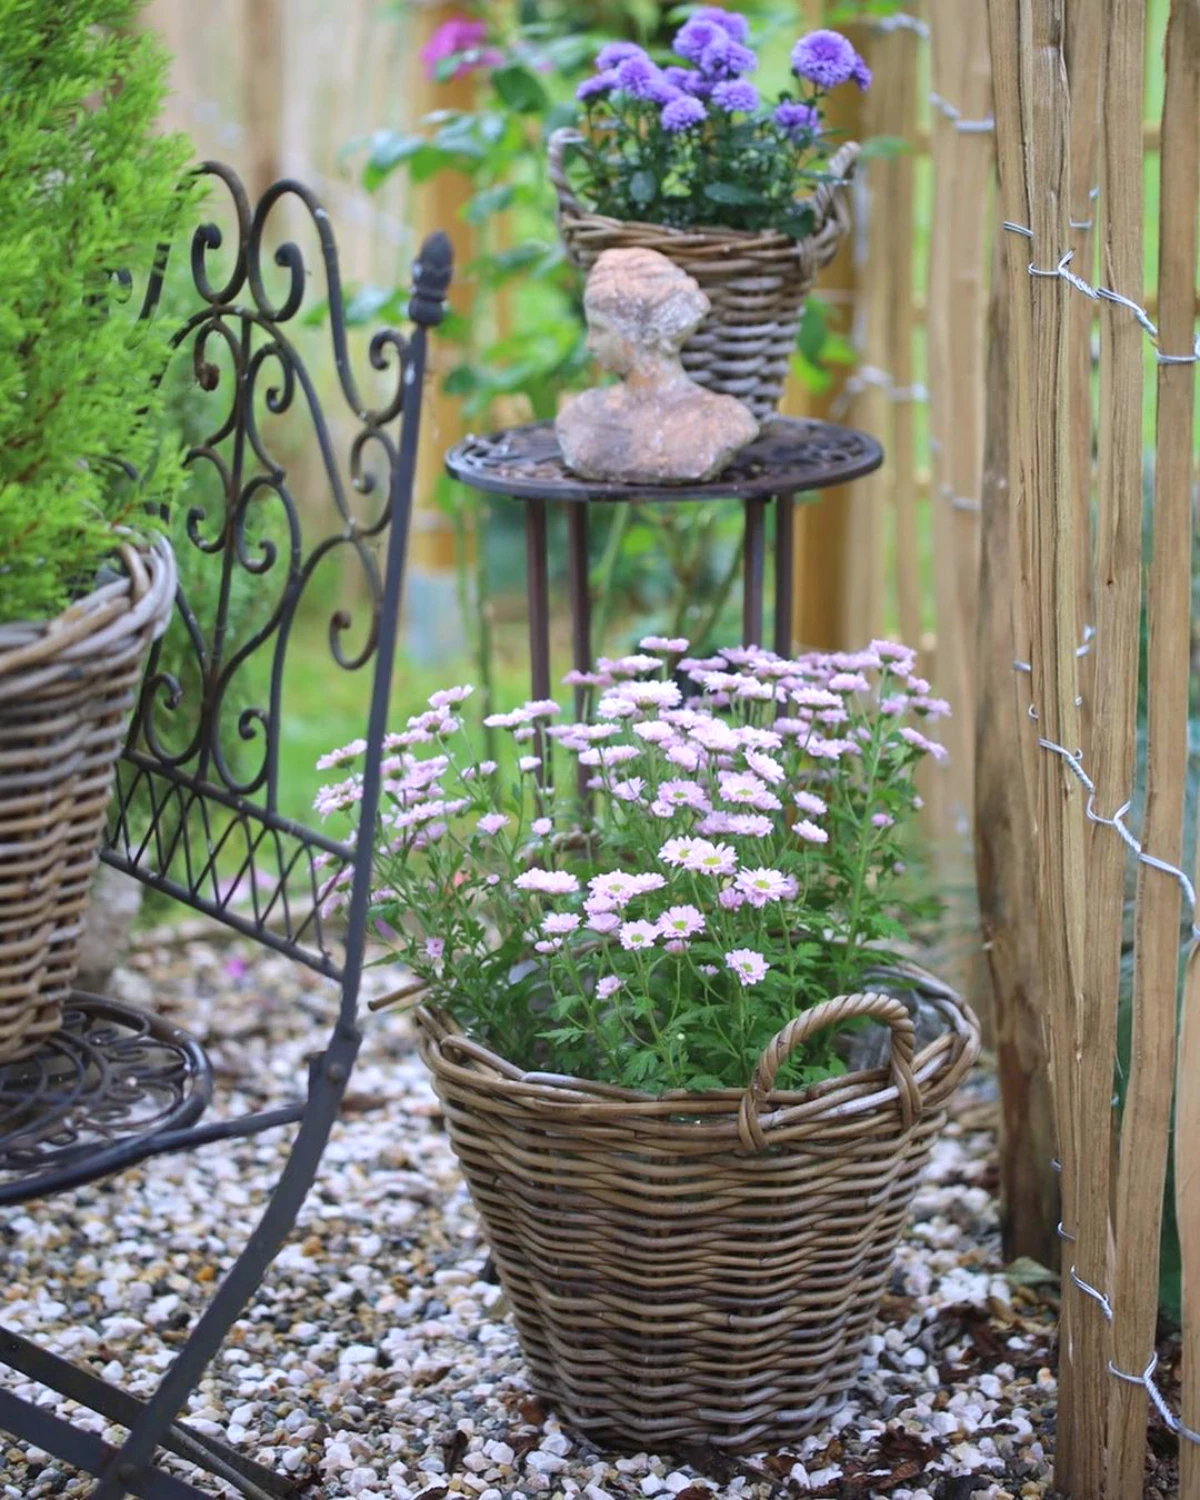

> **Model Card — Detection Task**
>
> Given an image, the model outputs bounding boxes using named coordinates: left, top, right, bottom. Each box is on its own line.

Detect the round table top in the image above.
left=444, top=416, right=883, bottom=504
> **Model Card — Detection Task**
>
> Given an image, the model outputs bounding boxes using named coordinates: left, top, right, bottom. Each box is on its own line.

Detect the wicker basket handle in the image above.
left=548, top=126, right=587, bottom=219
left=737, top=991, right=920, bottom=1151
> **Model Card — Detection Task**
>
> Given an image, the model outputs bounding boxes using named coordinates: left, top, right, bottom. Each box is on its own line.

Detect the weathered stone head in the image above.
left=582, top=248, right=710, bottom=376
left=557, top=247, right=759, bottom=485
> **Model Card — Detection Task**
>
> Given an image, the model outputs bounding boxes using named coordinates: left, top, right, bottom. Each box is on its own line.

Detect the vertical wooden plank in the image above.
left=789, top=9, right=867, bottom=651
left=1156, top=7, right=1200, bottom=1500
left=975, top=234, right=1059, bottom=1267
left=988, top=1, right=1089, bottom=1492
left=1092, top=1, right=1159, bottom=1493
left=1062, top=0, right=1103, bottom=716
left=245, top=0, right=284, bottom=201
left=883, top=23, right=922, bottom=654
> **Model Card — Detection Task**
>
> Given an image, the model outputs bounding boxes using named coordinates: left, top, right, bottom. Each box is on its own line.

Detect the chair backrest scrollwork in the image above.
left=104, top=161, right=452, bottom=985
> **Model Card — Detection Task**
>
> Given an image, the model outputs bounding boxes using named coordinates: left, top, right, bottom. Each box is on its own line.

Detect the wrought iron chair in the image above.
left=0, top=162, right=452, bottom=1499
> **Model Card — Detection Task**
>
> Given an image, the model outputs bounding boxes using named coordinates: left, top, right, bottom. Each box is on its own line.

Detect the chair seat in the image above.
left=0, top=992, right=213, bottom=1206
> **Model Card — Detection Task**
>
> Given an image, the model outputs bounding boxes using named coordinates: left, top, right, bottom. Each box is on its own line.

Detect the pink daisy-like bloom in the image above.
left=795, top=819, right=829, bottom=844
left=699, top=811, right=775, bottom=840
left=698, top=963, right=720, bottom=977
left=594, top=698, right=638, bottom=721
left=912, top=695, right=952, bottom=719
left=906, top=675, right=932, bottom=694
left=689, top=719, right=740, bottom=753
left=791, top=686, right=843, bottom=710
left=718, top=770, right=781, bottom=812
left=880, top=694, right=908, bottom=715
left=513, top=726, right=536, bottom=743
left=794, top=790, right=828, bottom=817
left=602, top=653, right=663, bottom=677
left=899, top=726, right=948, bottom=761
left=596, top=975, right=622, bottom=1000
left=476, top=812, right=510, bottom=836
left=683, top=840, right=738, bottom=876
left=659, top=836, right=703, bottom=867
left=633, top=720, right=675, bottom=744
left=664, top=938, right=689, bottom=954
left=733, top=677, right=775, bottom=701
left=726, top=948, right=770, bottom=986
left=543, top=912, right=581, bottom=936
left=515, top=869, right=580, bottom=895
left=578, top=744, right=641, bottom=767
left=589, top=871, right=641, bottom=905
left=619, top=920, right=659, bottom=951
left=535, top=938, right=563, bottom=954
left=428, top=683, right=474, bottom=709
left=605, top=680, right=682, bottom=709
left=518, top=755, right=542, bottom=774
left=587, top=910, right=621, bottom=935
left=640, top=635, right=690, bottom=654
left=656, top=778, right=709, bottom=810
left=872, top=812, right=896, bottom=829
left=658, top=904, right=705, bottom=938
left=316, top=738, right=367, bottom=771
left=532, top=817, right=553, bottom=836
left=828, top=671, right=870, bottom=693
left=745, top=749, right=785, bottom=785
left=611, top=776, right=647, bottom=802
left=425, top=937, right=445, bottom=962
left=666, top=742, right=702, bottom=772
left=524, top=699, right=561, bottom=718
left=561, top=669, right=612, bottom=688
left=738, top=725, right=784, bottom=750
left=735, top=867, right=791, bottom=906
left=420, top=17, right=502, bottom=80
left=484, top=708, right=531, bottom=729
left=631, top=873, right=668, bottom=895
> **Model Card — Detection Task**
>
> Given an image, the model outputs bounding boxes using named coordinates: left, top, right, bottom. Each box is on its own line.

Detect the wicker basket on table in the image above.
left=417, top=969, right=979, bottom=1454
left=548, top=129, right=859, bottom=423
left=0, top=539, right=175, bottom=1062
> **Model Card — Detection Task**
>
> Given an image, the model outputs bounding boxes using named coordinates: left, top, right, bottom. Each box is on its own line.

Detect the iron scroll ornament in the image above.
left=105, top=163, right=452, bottom=973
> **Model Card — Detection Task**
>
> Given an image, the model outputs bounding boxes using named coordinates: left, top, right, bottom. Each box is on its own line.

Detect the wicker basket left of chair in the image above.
left=0, top=538, right=175, bottom=1063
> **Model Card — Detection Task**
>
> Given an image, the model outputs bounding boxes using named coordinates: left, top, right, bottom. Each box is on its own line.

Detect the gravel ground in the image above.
left=0, top=929, right=1181, bottom=1498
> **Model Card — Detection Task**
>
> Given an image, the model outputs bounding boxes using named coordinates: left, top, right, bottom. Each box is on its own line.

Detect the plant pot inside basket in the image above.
left=417, top=970, right=978, bottom=1455
left=549, top=131, right=860, bottom=423
left=0, top=539, right=175, bottom=1062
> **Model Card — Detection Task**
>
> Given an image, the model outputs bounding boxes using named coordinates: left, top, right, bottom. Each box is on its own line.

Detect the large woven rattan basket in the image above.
left=549, top=130, right=859, bottom=423
left=0, top=539, right=175, bottom=1062
left=417, top=973, right=979, bottom=1453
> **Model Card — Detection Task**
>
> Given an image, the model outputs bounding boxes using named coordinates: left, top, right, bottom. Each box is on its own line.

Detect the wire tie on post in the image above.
left=1069, top=185, right=1101, bottom=230
left=1108, top=1354, right=1200, bottom=1445
left=876, top=12, right=930, bottom=36
left=1057, top=1221, right=1076, bottom=1244
left=1069, top=1268, right=1114, bottom=1322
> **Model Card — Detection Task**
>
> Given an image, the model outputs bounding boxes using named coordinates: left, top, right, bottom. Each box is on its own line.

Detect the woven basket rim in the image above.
left=0, top=535, right=176, bottom=680
left=416, top=964, right=979, bottom=1138
left=556, top=202, right=818, bottom=253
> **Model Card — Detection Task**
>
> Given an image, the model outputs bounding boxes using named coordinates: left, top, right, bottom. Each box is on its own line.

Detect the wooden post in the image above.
left=988, top=2, right=1090, bottom=1491
left=788, top=15, right=869, bottom=652
left=1109, top=2, right=1198, bottom=1495
left=401, top=3, right=479, bottom=660
left=245, top=0, right=284, bottom=202
left=975, top=238, right=1059, bottom=1268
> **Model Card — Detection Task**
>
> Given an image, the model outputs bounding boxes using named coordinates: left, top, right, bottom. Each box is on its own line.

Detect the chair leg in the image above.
left=89, top=1034, right=359, bottom=1500
left=0, top=1327, right=296, bottom=1497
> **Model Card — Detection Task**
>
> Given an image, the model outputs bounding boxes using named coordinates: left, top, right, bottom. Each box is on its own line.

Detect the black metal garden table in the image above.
left=445, top=416, right=884, bottom=711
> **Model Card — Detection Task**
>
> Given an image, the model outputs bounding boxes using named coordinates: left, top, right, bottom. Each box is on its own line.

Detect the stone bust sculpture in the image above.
left=555, top=247, right=759, bottom=484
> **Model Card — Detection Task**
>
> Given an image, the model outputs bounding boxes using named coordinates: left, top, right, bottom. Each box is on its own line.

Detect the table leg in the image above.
left=566, top=504, right=592, bottom=719
left=525, top=502, right=551, bottom=785
left=774, top=493, right=795, bottom=657
left=742, top=497, right=767, bottom=648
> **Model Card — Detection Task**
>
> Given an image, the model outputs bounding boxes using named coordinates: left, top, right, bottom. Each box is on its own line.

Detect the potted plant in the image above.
left=0, top=0, right=191, bottom=1060
left=549, top=11, right=870, bottom=420
left=319, top=638, right=979, bottom=1452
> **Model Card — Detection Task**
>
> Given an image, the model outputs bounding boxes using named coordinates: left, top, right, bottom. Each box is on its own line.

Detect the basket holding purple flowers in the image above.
left=564, top=10, right=870, bottom=235
left=317, top=635, right=949, bottom=1096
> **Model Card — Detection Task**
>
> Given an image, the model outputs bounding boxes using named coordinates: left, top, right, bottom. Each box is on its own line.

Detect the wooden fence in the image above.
left=985, top=2, right=1200, bottom=1498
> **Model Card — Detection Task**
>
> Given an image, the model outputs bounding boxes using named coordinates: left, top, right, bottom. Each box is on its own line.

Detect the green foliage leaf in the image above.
left=464, top=183, right=515, bottom=224
left=797, top=299, right=828, bottom=364
left=703, top=181, right=764, bottom=206
left=362, top=129, right=426, bottom=189
left=490, top=63, right=550, bottom=115
left=629, top=169, right=658, bottom=207
left=858, top=134, right=912, bottom=160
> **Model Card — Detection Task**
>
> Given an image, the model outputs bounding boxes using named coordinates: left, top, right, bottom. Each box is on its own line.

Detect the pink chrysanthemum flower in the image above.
left=726, top=948, right=770, bottom=986
left=640, top=635, right=690, bottom=654
left=795, top=819, right=829, bottom=844
left=872, top=812, right=896, bottom=829
left=543, top=912, right=581, bottom=936
left=658, top=904, right=705, bottom=938
left=793, top=790, right=828, bottom=817
left=428, top=684, right=474, bottom=709
left=899, top=726, right=948, bottom=760
left=515, top=869, right=580, bottom=895
left=531, top=817, right=553, bottom=836
left=596, top=975, right=622, bottom=1000
left=735, top=867, right=790, bottom=906
left=476, top=812, right=510, bottom=836
left=316, top=738, right=367, bottom=770
left=619, top=919, right=659, bottom=951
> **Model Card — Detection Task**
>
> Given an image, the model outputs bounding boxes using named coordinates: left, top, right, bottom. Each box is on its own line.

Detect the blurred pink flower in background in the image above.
left=421, top=17, right=503, bottom=81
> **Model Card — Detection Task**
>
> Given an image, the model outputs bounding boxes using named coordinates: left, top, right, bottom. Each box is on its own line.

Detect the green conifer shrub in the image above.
left=0, top=0, right=194, bottom=625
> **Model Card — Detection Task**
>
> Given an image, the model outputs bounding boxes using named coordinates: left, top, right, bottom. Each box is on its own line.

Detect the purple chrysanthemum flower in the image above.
left=774, top=100, right=821, bottom=139
left=576, top=69, right=619, bottom=102
left=694, top=7, right=750, bottom=43
left=851, top=54, right=872, bottom=90
left=711, top=79, right=759, bottom=112
left=661, top=94, right=707, bottom=132
left=699, top=35, right=757, bottom=80
left=673, top=15, right=727, bottom=64
left=596, top=40, right=650, bottom=70
left=616, top=53, right=667, bottom=101
left=790, top=29, right=859, bottom=89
